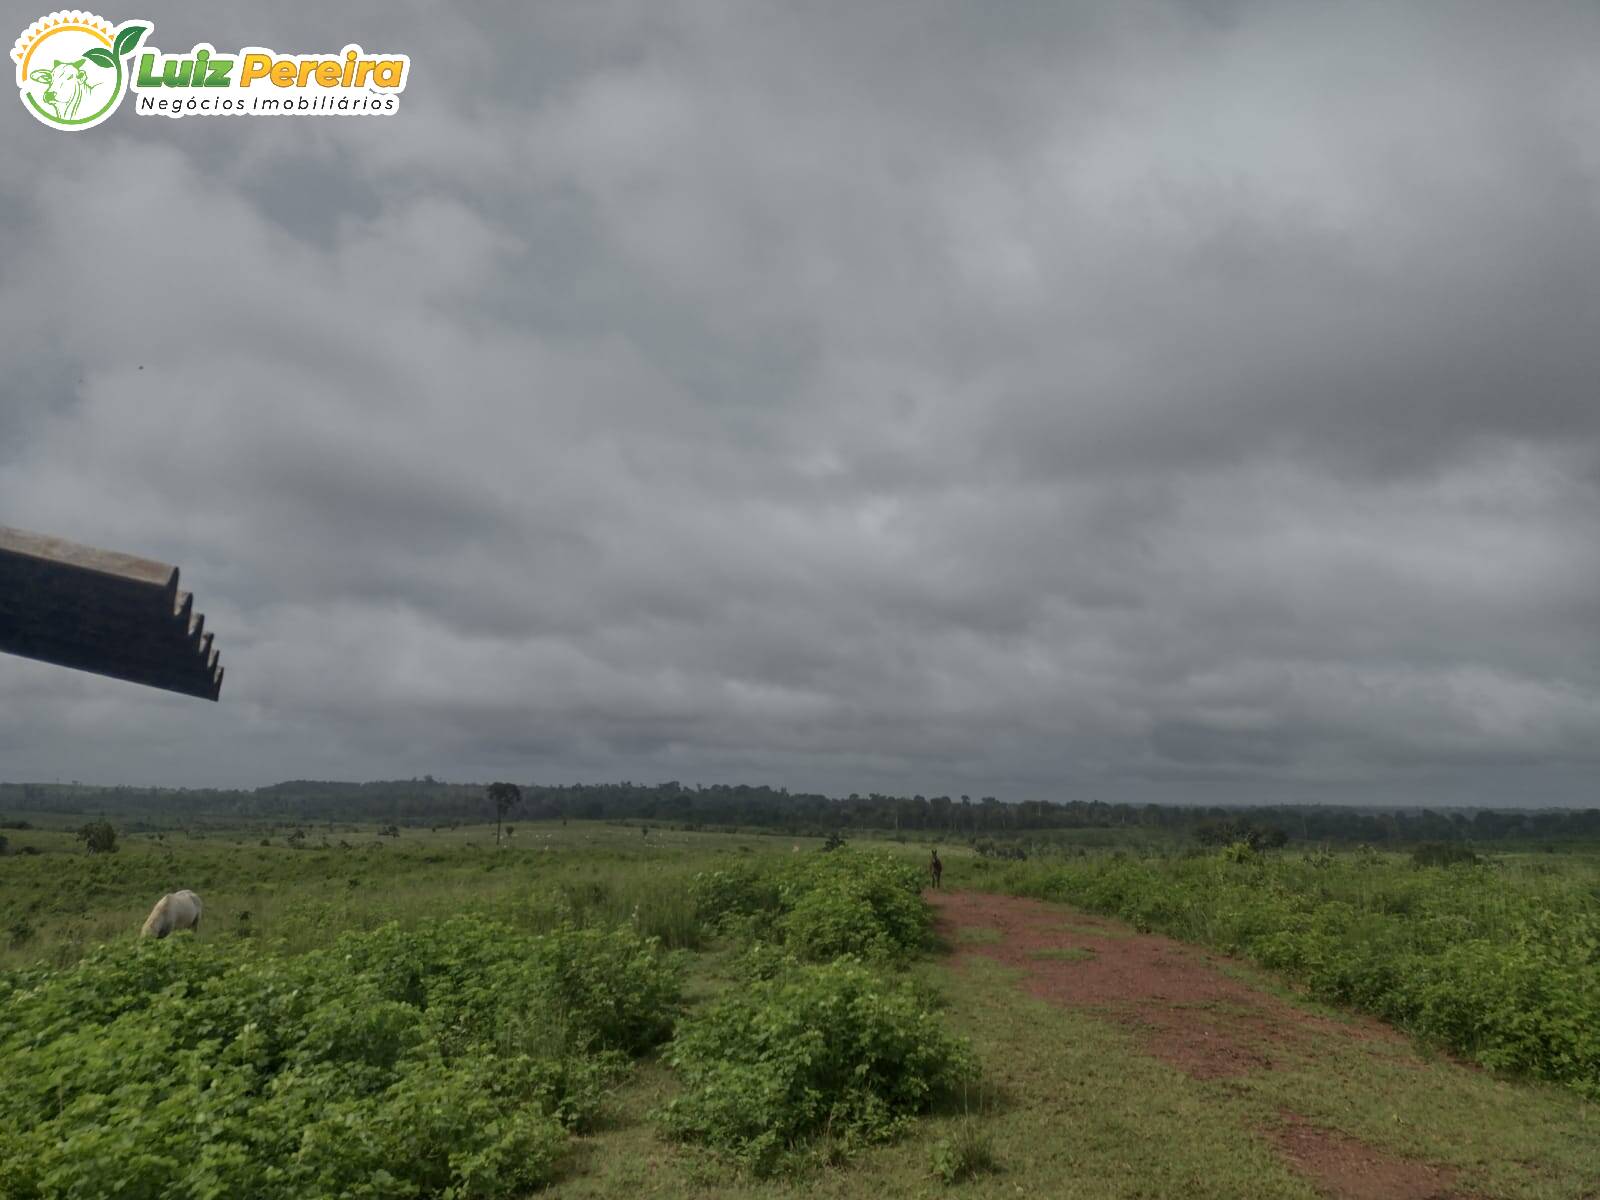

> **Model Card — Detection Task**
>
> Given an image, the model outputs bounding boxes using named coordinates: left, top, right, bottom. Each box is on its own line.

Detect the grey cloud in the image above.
left=1, top=2, right=1597, bottom=804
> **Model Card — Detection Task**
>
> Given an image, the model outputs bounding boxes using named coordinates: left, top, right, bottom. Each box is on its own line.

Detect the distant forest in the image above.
left=2, top=778, right=1597, bottom=845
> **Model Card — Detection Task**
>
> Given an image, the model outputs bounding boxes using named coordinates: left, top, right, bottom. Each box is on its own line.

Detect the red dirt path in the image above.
left=929, top=889, right=1468, bottom=1200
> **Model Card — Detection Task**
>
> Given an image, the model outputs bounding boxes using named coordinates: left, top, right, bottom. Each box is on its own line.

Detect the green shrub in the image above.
left=1221, top=840, right=1259, bottom=865
left=729, top=940, right=804, bottom=982
left=0, top=917, right=683, bottom=1198
left=691, top=863, right=784, bottom=936
left=777, top=852, right=931, bottom=962
left=74, top=820, right=118, bottom=855
left=659, top=958, right=974, bottom=1175
left=530, top=922, right=685, bottom=1054
left=692, top=851, right=931, bottom=963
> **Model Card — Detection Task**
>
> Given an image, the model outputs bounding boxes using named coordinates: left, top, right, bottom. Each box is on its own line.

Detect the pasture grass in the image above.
left=1235, top=1049, right=1600, bottom=1199
left=0, top=820, right=795, bottom=969
left=554, top=955, right=1322, bottom=1198
left=1083, top=936, right=1600, bottom=1197
left=953, top=925, right=1003, bottom=945
left=4, top=818, right=1600, bottom=1196
left=1026, top=945, right=1096, bottom=961
left=553, top=947, right=1600, bottom=1199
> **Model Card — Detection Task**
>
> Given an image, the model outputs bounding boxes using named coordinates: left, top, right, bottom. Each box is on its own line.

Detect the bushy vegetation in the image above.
left=983, top=847, right=1600, bottom=1096
left=666, top=850, right=967, bottom=1174
left=659, top=957, right=975, bottom=1174
left=692, top=850, right=931, bottom=963
left=0, top=917, right=681, bottom=1198
left=0, top=825, right=968, bottom=1186
left=74, top=819, right=117, bottom=854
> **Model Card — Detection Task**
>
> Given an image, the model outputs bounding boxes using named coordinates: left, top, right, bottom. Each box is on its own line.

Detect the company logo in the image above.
left=13, top=11, right=410, bottom=130
left=13, top=11, right=147, bottom=129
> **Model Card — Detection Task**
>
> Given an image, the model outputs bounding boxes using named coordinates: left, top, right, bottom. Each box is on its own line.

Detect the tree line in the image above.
left=2, top=778, right=1597, bottom=845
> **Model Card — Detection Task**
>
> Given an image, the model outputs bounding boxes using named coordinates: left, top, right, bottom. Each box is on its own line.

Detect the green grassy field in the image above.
left=2, top=819, right=1597, bottom=1197
left=0, top=819, right=800, bottom=969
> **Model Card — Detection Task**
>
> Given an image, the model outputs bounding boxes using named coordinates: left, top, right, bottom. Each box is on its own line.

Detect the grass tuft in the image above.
left=930, top=1119, right=1000, bottom=1184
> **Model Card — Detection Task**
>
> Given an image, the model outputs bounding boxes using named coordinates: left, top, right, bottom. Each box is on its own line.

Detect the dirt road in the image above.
left=930, top=890, right=1475, bottom=1200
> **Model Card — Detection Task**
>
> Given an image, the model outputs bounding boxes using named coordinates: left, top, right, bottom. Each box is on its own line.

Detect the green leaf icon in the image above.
left=83, top=46, right=115, bottom=69
left=112, top=23, right=148, bottom=60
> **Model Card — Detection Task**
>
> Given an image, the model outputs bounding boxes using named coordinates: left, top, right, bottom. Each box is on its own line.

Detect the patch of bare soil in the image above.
left=1266, top=1112, right=1466, bottom=1200
left=930, top=889, right=1467, bottom=1199
left=929, top=889, right=1402, bottom=1081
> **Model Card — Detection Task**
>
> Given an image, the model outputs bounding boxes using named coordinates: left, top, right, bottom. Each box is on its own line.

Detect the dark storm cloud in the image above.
left=2, top=1, right=1598, bottom=803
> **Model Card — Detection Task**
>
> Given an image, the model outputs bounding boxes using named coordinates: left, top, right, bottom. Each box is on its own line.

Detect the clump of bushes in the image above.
left=691, top=862, right=785, bottom=938
left=778, top=853, right=931, bottom=962
left=692, top=850, right=931, bottom=963
left=0, top=917, right=682, bottom=1198
left=659, top=957, right=974, bottom=1175
left=73, top=820, right=117, bottom=855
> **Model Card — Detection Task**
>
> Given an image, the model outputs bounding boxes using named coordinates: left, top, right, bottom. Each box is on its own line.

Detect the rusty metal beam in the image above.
left=0, top=525, right=224, bottom=700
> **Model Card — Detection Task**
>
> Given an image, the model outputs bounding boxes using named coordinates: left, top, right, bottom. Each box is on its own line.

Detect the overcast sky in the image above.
left=3, top=1, right=1598, bottom=804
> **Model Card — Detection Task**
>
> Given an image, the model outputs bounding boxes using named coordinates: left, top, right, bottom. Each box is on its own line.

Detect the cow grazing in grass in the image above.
left=29, top=59, right=96, bottom=121
left=141, top=890, right=203, bottom=939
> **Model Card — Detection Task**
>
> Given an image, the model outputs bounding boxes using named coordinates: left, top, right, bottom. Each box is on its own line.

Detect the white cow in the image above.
left=140, top=890, right=203, bottom=939
left=29, top=59, right=96, bottom=121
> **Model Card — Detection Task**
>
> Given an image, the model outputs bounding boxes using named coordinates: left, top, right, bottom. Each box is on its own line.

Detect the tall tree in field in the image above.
left=486, top=782, right=521, bottom=846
